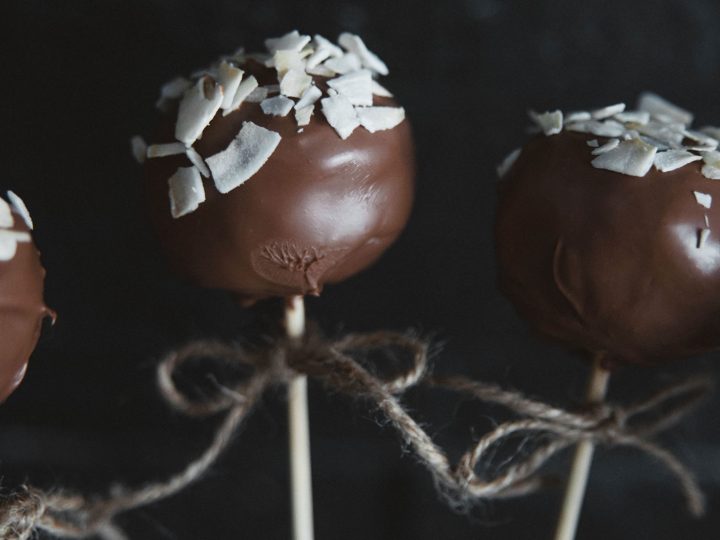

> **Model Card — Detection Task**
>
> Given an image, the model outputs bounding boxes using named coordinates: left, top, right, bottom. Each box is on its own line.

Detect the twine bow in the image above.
left=0, top=328, right=711, bottom=539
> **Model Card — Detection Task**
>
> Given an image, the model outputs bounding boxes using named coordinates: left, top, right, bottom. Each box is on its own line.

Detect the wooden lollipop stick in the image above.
left=553, top=355, right=610, bottom=540
left=285, top=296, right=314, bottom=540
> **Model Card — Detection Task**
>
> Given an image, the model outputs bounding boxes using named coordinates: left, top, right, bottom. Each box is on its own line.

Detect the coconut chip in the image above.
left=700, top=126, right=720, bottom=140
left=587, top=139, right=599, bottom=148
left=306, top=34, right=344, bottom=68
left=218, top=61, right=244, bottom=111
left=653, top=150, right=701, bottom=172
left=338, top=33, right=389, bottom=76
left=130, top=135, right=147, bottom=164
left=280, top=69, right=312, bottom=98
left=265, top=30, right=311, bottom=54
left=206, top=122, right=281, bottom=194
left=614, top=111, right=650, bottom=125
left=702, top=151, right=720, bottom=179
left=327, top=70, right=373, bottom=106
left=271, top=50, right=308, bottom=76
left=0, top=198, right=13, bottom=228
left=175, top=77, right=223, bottom=146
left=591, top=103, right=625, bottom=120
left=357, top=106, right=405, bottom=133
left=147, top=142, right=187, bottom=159
left=591, top=138, right=620, bottom=155
left=224, top=75, right=259, bottom=115
left=529, top=110, right=563, bottom=136
left=497, top=148, right=521, bottom=179
left=295, top=86, right=322, bottom=110
left=155, top=77, right=192, bottom=111
left=371, top=80, right=393, bottom=98
left=564, top=111, right=591, bottom=123
left=693, top=191, right=712, bottom=209
left=261, top=95, right=294, bottom=117
left=306, top=64, right=336, bottom=78
left=246, top=86, right=269, bottom=103
left=324, top=53, right=362, bottom=75
left=0, top=229, right=30, bottom=261
left=295, top=105, right=314, bottom=127
left=168, top=166, right=206, bottom=218
left=566, top=119, right=626, bottom=138
left=591, top=138, right=657, bottom=177
left=698, top=228, right=711, bottom=249
left=638, top=92, right=693, bottom=126
left=321, top=94, right=360, bottom=139
left=6, top=191, right=32, bottom=230
left=185, top=147, right=210, bottom=177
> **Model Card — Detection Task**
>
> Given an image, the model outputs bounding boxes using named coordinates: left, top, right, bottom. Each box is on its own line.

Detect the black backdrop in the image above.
left=2, top=1, right=720, bottom=538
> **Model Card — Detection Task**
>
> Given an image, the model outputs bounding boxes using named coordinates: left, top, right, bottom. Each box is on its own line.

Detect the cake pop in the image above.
left=135, top=31, right=414, bottom=302
left=0, top=191, right=53, bottom=402
left=496, top=94, right=720, bottom=366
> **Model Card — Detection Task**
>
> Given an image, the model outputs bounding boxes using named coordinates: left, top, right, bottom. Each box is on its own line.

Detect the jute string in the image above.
left=0, top=329, right=711, bottom=539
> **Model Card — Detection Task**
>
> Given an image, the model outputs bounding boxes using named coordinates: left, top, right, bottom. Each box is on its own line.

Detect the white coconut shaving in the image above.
left=587, top=139, right=599, bottom=147
left=295, top=85, right=322, bottom=110
left=693, top=191, right=712, bottom=209
left=327, top=70, right=373, bottom=106
left=591, top=138, right=620, bottom=155
left=0, top=229, right=30, bottom=261
left=6, top=191, right=33, bottom=230
left=337, top=33, right=389, bottom=76
left=224, top=75, right=259, bottom=115
left=324, top=53, right=362, bottom=75
left=185, top=147, right=210, bottom=177
left=306, top=34, right=344, bottom=68
left=280, top=69, right=312, bottom=98
left=591, top=138, right=657, bottom=177
left=218, top=62, right=244, bottom=111
left=614, top=111, right=650, bottom=125
left=261, top=95, right=294, bottom=117
left=0, top=198, right=13, bottom=228
left=271, top=50, right=307, bottom=76
left=566, top=119, right=625, bottom=138
left=702, top=151, right=720, bottom=179
left=529, top=110, right=563, bottom=136
left=698, top=228, right=711, bottom=249
left=175, top=77, right=223, bottom=146
left=168, top=166, right=206, bottom=218
left=206, top=121, right=281, bottom=194
left=245, top=86, right=269, bottom=103
left=321, top=94, right=360, bottom=139
left=265, top=31, right=311, bottom=54
left=130, top=135, right=147, bottom=164
left=700, top=126, right=720, bottom=140
left=295, top=105, right=314, bottom=127
left=497, top=148, right=521, bottom=179
left=155, top=77, right=192, bottom=111
left=371, top=80, right=393, bottom=98
left=565, top=111, right=591, bottom=123
left=591, top=103, right=625, bottom=120
left=654, top=150, right=701, bottom=172
left=357, top=106, right=405, bottom=133
left=306, top=64, right=336, bottom=78
left=147, top=142, right=186, bottom=159
left=638, top=92, right=693, bottom=126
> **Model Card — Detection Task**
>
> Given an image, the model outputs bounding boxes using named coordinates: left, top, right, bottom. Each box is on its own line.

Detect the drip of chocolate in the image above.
left=143, top=56, right=414, bottom=302
left=496, top=130, right=720, bottom=366
left=0, top=210, right=53, bottom=401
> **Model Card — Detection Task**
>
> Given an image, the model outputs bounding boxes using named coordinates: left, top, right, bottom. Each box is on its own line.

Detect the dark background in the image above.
left=2, top=1, right=720, bottom=538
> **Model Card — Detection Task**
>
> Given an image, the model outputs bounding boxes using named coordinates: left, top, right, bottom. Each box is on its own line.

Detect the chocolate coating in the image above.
left=145, top=63, right=414, bottom=301
left=0, top=214, right=52, bottom=401
left=496, top=131, right=720, bottom=365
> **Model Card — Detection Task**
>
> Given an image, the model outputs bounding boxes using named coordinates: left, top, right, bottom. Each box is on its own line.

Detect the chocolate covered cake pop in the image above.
left=134, top=31, right=414, bottom=301
left=496, top=94, right=720, bottom=365
left=0, top=192, right=52, bottom=401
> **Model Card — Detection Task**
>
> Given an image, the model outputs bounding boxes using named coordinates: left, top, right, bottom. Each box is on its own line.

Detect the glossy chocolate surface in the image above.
left=0, top=214, right=52, bottom=401
left=144, top=63, right=414, bottom=301
left=496, top=131, right=720, bottom=365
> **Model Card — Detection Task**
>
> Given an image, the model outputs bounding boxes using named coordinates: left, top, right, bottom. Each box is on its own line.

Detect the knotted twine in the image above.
left=0, top=328, right=712, bottom=539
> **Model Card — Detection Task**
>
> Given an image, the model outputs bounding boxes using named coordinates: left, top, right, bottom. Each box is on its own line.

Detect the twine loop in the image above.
left=0, top=327, right=711, bottom=538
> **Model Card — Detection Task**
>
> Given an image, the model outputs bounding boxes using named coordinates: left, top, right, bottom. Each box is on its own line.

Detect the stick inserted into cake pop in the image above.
left=496, top=94, right=720, bottom=539
left=136, top=30, right=414, bottom=539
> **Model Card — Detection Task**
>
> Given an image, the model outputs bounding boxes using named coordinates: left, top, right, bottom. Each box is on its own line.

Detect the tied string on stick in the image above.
left=0, top=329, right=713, bottom=539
